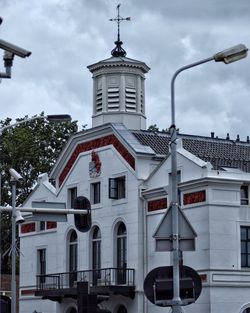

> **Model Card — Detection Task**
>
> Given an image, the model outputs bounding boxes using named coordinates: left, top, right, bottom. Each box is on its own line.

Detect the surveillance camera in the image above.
left=0, top=39, right=31, bottom=58
left=9, top=168, right=23, bottom=182
left=16, top=210, right=25, bottom=224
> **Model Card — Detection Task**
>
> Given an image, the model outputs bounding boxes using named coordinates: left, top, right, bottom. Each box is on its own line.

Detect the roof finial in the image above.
left=109, top=4, right=131, bottom=57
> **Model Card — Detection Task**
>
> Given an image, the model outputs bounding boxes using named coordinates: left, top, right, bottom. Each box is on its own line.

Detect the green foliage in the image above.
left=147, top=124, right=169, bottom=133
left=0, top=113, right=79, bottom=273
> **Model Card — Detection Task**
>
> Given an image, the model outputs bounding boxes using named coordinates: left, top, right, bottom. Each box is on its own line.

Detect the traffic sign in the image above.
left=144, top=266, right=202, bottom=307
left=31, top=201, right=67, bottom=222
left=153, top=205, right=197, bottom=251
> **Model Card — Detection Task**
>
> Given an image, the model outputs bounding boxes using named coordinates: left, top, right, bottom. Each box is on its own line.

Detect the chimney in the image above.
left=226, top=133, right=230, bottom=140
left=247, top=136, right=250, bottom=143
left=211, top=132, right=215, bottom=138
left=236, top=134, right=240, bottom=142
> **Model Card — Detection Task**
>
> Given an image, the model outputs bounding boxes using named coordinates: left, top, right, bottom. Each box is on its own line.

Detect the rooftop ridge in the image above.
left=132, top=129, right=250, bottom=145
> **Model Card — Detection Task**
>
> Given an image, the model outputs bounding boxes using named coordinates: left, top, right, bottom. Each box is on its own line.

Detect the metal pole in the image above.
left=170, top=57, right=213, bottom=313
left=11, top=179, right=17, bottom=313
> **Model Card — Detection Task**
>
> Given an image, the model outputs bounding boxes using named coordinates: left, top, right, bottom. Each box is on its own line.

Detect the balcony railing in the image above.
left=36, top=268, right=135, bottom=291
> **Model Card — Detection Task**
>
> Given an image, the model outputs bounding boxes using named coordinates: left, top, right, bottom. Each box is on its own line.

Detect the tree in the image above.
left=148, top=124, right=169, bottom=133
left=0, top=113, right=79, bottom=273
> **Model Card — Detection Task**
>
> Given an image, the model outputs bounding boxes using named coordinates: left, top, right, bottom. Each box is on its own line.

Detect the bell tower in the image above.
left=88, top=4, right=150, bottom=130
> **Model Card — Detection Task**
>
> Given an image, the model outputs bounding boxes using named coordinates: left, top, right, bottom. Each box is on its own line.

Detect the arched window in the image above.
left=243, top=308, right=250, bottom=313
left=92, top=227, right=101, bottom=284
left=68, top=230, right=78, bottom=287
left=116, top=222, right=127, bottom=284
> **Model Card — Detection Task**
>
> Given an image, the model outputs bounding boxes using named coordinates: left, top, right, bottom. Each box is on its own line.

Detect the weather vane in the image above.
left=109, top=4, right=131, bottom=57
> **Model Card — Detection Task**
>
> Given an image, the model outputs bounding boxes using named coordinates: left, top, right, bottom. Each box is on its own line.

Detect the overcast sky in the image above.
left=1, top=0, right=250, bottom=140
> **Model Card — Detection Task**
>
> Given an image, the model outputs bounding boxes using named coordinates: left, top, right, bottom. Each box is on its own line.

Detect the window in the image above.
left=117, top=305, right=127, bottom=313
left=38, top=221, right=46, bottom=231
left=243, top=309, right=250, bottom=313
left=68, top=230, right=78, bottom=287
left=241, top=185, right=249, bottom=205
left=91, top=182, right=101, bottom=204
left=69, top=187, right=77, bottom=209
left=37, top=249, right=46, bottom=283
left=92, top=227, right=101, bottom=284
left=116, top=223, right=127, bottom=284
left=109, top=176, right=126, bottom=200
left=241, top=226, right=250, bottom=267
left=69, top=231, right=78, bottom=272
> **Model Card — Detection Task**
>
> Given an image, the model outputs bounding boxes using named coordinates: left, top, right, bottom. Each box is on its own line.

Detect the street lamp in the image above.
left=170, top=44, right=248, bottom=313
left=0, top=114, right=71, bottom=313
left=10, top=168, right=24, bottom=313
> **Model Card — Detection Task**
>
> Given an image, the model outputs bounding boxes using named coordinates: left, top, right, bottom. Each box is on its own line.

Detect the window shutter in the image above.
left=109, top=178, right=118, bottom=199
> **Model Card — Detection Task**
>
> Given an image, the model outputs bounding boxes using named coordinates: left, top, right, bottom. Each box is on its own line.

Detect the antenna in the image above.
left=109, top=4, right=131, bottom=57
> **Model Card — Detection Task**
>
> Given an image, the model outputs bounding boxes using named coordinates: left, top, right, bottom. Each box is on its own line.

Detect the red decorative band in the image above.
left=20, top=222, right=36, bottom=234
left=200, top=274, right=207, bottom=282
left=21, top=289, right=36, bottom=296
left=148, top=198, right=167, bottom=212
left=183, top=190, right=206, bottom=205
left=46, top=221, right=57, bottom=229
left=59, top=134, right=135, bottom=186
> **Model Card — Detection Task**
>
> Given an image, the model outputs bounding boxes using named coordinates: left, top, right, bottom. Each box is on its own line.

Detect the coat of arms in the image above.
left=89, top=150, right=101, bottom=178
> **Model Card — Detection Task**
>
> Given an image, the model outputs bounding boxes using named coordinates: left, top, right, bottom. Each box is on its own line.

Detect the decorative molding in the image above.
left=148, top=198, right=167, bottom=212
left=59, top=134, right=135, bottom=186
left=89, top=150, right=102, bottom=178
left=20, top=223, right=36, bottom=234
left=21, top=289, right=36, bottom=296
left=183, top=190, right=206, bottom=206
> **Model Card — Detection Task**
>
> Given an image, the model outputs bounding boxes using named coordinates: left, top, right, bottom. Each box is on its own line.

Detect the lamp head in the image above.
left=214, top=44, right=248, bottom=64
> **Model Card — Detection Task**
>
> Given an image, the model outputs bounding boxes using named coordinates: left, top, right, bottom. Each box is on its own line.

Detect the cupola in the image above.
left=87, top=5, right=150, bottom=130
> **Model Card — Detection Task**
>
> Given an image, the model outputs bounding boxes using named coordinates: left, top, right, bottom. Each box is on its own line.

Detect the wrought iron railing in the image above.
left=36, top=268, right=135, bottom=291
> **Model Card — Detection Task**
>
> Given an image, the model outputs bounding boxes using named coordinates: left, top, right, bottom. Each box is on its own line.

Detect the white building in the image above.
left=19, top=34, right=250, bottom=313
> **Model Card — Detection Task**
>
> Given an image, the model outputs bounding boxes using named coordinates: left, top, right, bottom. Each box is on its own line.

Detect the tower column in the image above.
left=137, top=76, right=142, bottom=114
left=102, top=75, right=107, bottom=112
left=120, top=74, right=126, bottom=112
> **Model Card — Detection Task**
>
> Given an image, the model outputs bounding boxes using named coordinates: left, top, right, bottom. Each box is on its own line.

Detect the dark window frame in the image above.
left=92, top=227, right=101, bottom=282
left=69, top=187, right=77, bottom=209
left=241, top=185, right=249, bottom=205
left=91, top=182, right=101, bottom=204
left=109, top=176, right=126, bottom=200
left=38, top=248, right=46, bottom=283
left=241, top=226, right=250, bottom=267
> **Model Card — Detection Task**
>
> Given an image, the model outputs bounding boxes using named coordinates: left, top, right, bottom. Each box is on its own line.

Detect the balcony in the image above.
left=35, top=268, right=135, bottom=302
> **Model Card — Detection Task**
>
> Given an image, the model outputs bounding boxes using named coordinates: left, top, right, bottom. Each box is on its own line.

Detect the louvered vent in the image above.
left=96, top=89, right=102, bottom=113
left=108, top=87, right=119, bottom=111
left=140, top=90, right=144, bottom=113
left=125, top=88, right=136, bottom=112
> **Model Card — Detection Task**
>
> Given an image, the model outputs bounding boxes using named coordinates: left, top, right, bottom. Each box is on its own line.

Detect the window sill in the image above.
left=111, top=198, right=128, bottom=206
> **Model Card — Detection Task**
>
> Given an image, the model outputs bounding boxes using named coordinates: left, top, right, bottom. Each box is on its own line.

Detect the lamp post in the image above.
left=169, top=44, right=248, bottom=313
left=10, top=169, right=23, bottom=313
left=0, top=114, right=71, bottom=313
